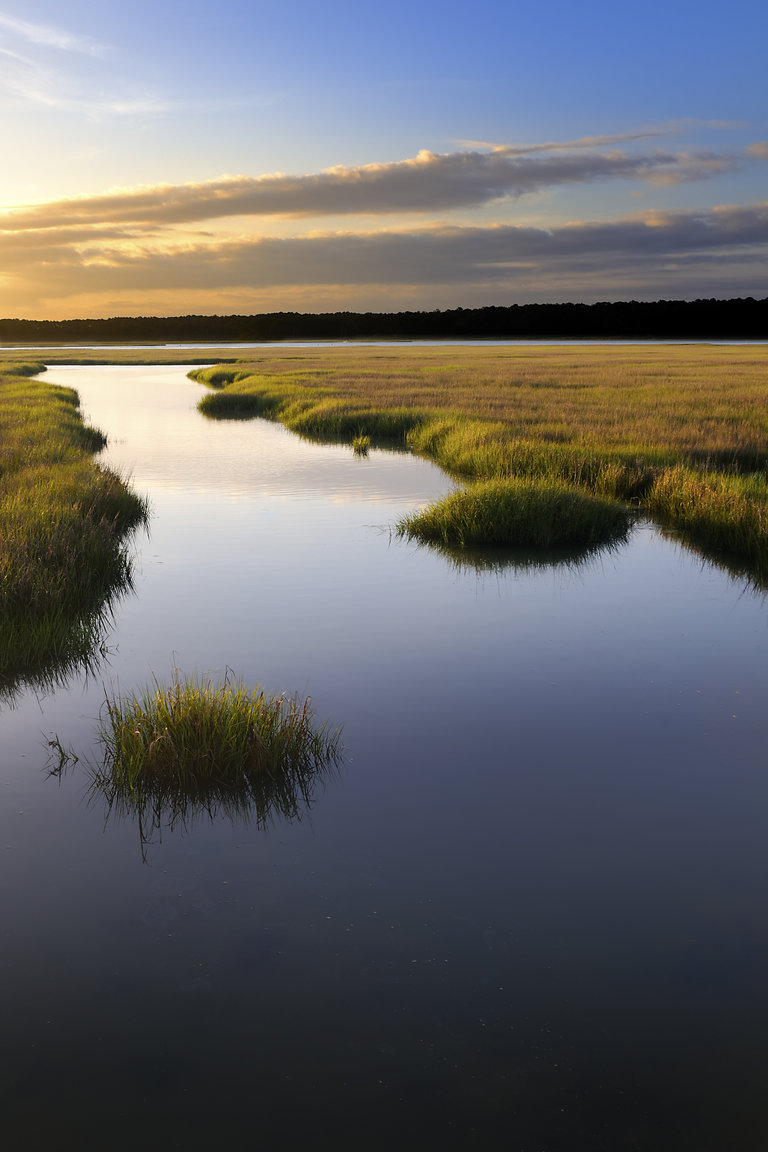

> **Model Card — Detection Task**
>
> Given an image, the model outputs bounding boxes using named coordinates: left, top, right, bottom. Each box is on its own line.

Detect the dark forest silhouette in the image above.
left=0, top=297, right=766, bottom=343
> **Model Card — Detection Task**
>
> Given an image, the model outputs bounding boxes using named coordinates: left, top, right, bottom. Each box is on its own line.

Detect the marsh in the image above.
left=2, top=356, right=768, bottom=1151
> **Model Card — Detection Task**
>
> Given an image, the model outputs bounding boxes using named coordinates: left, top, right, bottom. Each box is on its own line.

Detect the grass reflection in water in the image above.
left=1, top=592, right=127, bottom=707
left=0, top=361, right=148, bottom=700
left=83, top=673, right=342, bottom=859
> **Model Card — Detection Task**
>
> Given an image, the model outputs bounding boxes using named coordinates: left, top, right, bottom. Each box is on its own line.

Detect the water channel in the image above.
left=3, top=363, right=768, bottom=1150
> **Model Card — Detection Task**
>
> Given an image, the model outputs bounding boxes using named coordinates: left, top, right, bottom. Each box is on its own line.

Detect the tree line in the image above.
left=0, top=297, right=766, bottom=343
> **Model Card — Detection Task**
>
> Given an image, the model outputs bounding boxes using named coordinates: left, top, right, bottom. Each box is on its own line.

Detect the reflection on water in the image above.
left=82, top=677, right=343, bottom=862
left=87, top=740, right=341, bottom=862
left=428, top=516, right=768, bottom=590
left=658, top=523, right=768, bottom=594
left=3, top=364, right=768, bottom=1150
left=0, top=575, right=135, bottom=708
left=411, top=533, right=633, bottom=576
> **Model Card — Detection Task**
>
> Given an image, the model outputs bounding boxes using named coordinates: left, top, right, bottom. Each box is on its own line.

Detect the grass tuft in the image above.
left=398, top=477, right=631, bottom=549
left=92, top=672, right=341, bottom=808
left=87, top=674, right=342, bottom=856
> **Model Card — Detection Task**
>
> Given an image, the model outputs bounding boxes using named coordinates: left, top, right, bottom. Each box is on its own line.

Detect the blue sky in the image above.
left=0, top=0, right=766, bottom=317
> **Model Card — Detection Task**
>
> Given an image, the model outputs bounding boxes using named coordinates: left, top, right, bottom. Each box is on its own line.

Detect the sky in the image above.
left=0, top=0, right=766, bottom=319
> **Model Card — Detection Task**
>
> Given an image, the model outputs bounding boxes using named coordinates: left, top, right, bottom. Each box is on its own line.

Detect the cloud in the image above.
left=0, top=58, right=167, bottom=118
left=0, top=143, right=742, bottom=231
left=2, top=201, right=766, bottom=300
left=455, top=130, right=666, bottom=152
left=0, top=131, right=762, bottom=316
left=0, top=11, right=168, bottom=117
left=0, top=11, right=107, bottom=55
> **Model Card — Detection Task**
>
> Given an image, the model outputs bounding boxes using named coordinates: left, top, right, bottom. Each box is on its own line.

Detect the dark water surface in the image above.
left=3, top=365, right=768, bottom=1150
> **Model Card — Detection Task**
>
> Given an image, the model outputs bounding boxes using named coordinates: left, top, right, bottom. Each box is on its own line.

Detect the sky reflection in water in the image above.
left=2, top=364, right=768, bottom=1150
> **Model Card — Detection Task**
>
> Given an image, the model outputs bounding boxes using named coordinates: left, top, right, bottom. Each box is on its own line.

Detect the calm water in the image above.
left=3, top=365, right=768, bottom=1150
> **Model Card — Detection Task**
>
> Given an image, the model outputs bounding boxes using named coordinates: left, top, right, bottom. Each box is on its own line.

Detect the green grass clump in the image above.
left=98, top=675, right=341, bottom=785
left=286, top=400, right=419, bottom=443
left=398, top=478, right=631, bottom=549
left=352, top=434, right=371, bottom=455
left=90, top=675, right=342, bottom=847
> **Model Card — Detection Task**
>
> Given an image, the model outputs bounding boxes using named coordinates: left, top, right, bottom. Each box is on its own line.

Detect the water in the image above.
left=3, top=365, right=768, bottom=1150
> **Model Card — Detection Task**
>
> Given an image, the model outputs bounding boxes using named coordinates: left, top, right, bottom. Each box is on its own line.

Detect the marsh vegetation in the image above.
left=85, top=673, right=342, bottom=856
left=5, top=357, right=768, bottom=1151
left=191, top=345, right=768, bottom=573
left=96, top=673, right=341, bottom=793
left=0, top=365, right=148, bottom=689
left=397, top=477, right=632, bottom=549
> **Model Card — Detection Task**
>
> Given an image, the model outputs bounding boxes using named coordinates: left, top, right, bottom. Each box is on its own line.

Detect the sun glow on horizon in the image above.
left=0, top=0, right=763, bottom=317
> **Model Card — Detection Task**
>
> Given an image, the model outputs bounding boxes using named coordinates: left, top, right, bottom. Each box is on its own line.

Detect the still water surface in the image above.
left=3, top=365, right=768, bottom=1150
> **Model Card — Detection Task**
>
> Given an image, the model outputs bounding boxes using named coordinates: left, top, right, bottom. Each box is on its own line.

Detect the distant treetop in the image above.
left=0, top=297, right=766, bottom=342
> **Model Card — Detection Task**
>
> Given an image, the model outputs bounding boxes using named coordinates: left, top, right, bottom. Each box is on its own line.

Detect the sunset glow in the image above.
left=1, top=0, right=766, bottom=318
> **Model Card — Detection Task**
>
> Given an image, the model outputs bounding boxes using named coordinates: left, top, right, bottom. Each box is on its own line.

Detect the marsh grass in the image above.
left=2, top=361, right=47, bottom=377
left=0, top=371, right=148, bottom=683
left=352, top=434, right=371, bottom=456
left=0, top=349, right=238, bottom=368
left=188, top=366, right=251, bottom=389
left=88, top=674, right=342, bottom=855
left=398, top=478, right=631, bottom=549
left=648, top=465, right=768, bottom=571
left=187, top=345, right=768, bottom=572
left=195, top=367, right=421, bottom=443
left=97, top=674, right=341, bottom=788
